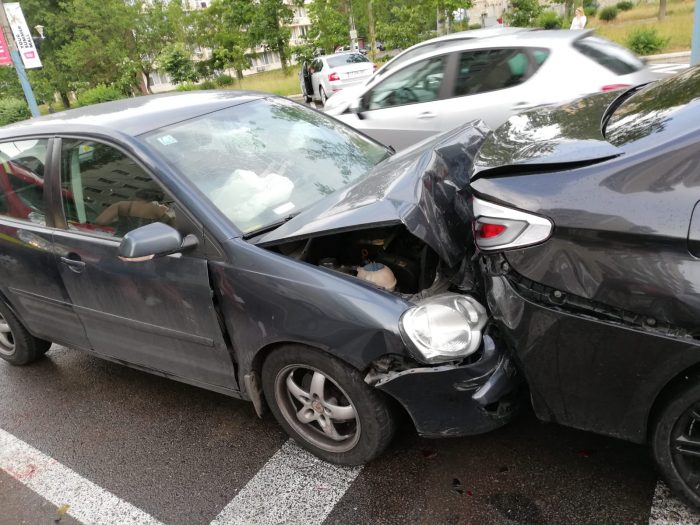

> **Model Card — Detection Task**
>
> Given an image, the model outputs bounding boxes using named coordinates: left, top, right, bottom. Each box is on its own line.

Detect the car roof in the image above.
left=415, top=26, right=532, bottom=46
left=319, top=52, right=365, bottom=61
left=0, top=91, right=264, bottom=140
left=374, top=29, right=592, bottom=78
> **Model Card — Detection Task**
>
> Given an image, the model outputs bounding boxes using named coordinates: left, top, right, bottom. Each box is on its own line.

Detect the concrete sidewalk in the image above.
left=643, top=50, right=691, bottom=64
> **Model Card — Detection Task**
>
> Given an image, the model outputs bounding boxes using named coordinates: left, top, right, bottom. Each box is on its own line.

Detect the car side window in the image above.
left=366, top=56, right=445, bottom=110
left=0, top=139, right=49, bottom=225
left=453, top=48, right=543, bottom=97
left=60, top=139, right=175, bottom=238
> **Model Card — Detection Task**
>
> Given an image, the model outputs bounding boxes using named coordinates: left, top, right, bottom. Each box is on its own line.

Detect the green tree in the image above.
left=503, top=0, right=542, bottom=27
left=133, top=0, right=188, bottom=93
left=193, top=0, right=253, bottom=79
left=56, top=0, right=142, bottom=93
left=248, top=0, right=294, bottom=71
left=159, top=43, right=198, bottom=84
left=21, top=0, right=76, bottom=107
left=306, top=0, right=349, bottom=54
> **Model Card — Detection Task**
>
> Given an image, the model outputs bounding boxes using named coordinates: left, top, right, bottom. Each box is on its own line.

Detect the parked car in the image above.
left=323, top=27, right=532, bottom=112
left=0, top=92, right=518, bottom=465
left=465, top=66, right=700, bottom=507
left=325, top=30, right=656, bottom=151
left=300, top=52, right=375, bottom=105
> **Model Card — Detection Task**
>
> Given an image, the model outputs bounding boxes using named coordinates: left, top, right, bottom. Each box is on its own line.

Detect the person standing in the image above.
left=570, top=7, right=587, bottom=29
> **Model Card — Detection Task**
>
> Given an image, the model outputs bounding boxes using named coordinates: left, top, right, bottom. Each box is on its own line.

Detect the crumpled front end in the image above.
left=367, top=333, right=520, bottom=437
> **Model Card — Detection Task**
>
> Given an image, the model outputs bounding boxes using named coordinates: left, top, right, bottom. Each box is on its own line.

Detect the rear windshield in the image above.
left=573, top=35, right=644, bottom=75
left=606, top=66, right=700, bottom=146
left=327, top=54, right=369, bottom=67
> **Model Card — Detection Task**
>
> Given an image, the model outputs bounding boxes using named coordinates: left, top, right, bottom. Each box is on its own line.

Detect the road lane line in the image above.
left=0, top=427, right=164, bottom=525
left=649, top=481, right=700, bottom=525
left=210, top=439, right=361, bottom=525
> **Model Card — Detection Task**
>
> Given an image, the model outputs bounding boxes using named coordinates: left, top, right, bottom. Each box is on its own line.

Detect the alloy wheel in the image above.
left=0, top=312, right=15, bottom=356
left=670, top=404, right=700, bottom=497
left=274, top=364, right=361, bottom=453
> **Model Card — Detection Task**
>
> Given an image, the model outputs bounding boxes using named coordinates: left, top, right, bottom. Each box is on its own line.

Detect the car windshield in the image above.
left=142, top=98, right=389, bottom=234
left=605, top=66, right=700, bottom=146
left=327, top=54, right=369, bottom=67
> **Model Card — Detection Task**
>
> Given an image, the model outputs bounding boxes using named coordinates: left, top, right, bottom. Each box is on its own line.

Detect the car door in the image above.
left=0, top=138, right=90, bottom=348
left=351, top=54, right=449, bottom=150
left=441, top=47, right=550, bottom=132
left=51, top=137, right=237, bottom=390
left=310, top=59, right=324, bottom=98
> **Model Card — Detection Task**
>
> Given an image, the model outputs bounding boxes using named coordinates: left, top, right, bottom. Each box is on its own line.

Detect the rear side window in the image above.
left=573, top=36, right=643, bottom=75
left=0, top=139, right=49, bottom=224
left=453, top=48, right=547, bottom=96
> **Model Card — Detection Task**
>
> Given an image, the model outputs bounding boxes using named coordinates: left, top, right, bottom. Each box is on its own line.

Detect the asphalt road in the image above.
left=2, top=344, right=699, bottom=525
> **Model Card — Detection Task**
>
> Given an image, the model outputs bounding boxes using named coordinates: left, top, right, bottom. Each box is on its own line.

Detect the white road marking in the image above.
left=649, top=63, right=690, bottom=77
left=210, top=439, right=361, bottom=525
left=649, top=481, right=700, bottom=525
left=0, top=427, right=164, bottom=525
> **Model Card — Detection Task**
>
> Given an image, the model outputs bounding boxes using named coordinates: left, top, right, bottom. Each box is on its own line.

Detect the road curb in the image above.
left=643, top=51, right=691, bottom=64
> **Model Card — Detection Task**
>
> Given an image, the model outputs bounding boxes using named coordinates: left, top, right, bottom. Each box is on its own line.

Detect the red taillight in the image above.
left=472, top=197, right=553, bottom=251
left=328, top=72, right=340, bottom=81
left=601, top=83, right=631, bottom=92
left=477, top=223, right=507, bottom=239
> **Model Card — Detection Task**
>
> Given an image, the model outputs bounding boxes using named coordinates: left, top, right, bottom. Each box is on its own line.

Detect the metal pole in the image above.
left=692, top=0, right=700, bottom=66
left=0, top=0, right=40, bottom=117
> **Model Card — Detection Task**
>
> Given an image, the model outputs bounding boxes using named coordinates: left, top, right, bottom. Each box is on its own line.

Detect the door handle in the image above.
left=60, top=255, right=86, bottom=273
left=418, top=111, right=437, bottom=120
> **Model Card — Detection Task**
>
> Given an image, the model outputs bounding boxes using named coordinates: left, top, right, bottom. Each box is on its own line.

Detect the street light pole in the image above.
left=692, top=0, right=700, bottom=66
left=0, top=0, right=40, bottom=117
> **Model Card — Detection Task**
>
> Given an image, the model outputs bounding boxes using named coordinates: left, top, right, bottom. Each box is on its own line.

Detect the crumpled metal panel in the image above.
left=256, top=122, right=490, bottom=268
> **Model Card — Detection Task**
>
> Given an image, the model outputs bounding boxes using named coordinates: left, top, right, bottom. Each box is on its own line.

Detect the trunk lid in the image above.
left=471, top=90, right=623, bottom=179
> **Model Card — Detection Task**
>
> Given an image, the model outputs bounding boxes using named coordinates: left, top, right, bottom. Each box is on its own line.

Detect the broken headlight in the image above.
left=399, top=293, right=487, bottom=364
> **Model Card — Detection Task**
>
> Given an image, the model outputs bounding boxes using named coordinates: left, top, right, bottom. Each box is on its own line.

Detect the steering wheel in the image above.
left=396, top=87, right=418, bottom=104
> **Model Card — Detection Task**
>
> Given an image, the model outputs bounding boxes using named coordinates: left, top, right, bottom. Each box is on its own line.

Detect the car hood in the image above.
left=254, top=121, right=490, bottom=267
left=324, top=85, right=365, bottom=114
left=471, top=90, right=623, bottom=179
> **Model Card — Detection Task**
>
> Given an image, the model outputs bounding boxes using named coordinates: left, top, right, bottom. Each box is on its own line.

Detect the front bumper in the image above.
left=372, top=335, right=520, bottom=437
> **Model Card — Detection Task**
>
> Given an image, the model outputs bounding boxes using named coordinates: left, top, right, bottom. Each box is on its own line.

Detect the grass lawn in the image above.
left=591, top=0, right=694, bottom=53
left=229, top=68, right=301, bottom=96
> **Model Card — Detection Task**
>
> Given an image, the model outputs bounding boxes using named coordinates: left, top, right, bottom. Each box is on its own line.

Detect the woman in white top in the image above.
left=570, top=7, right=587, bottom=29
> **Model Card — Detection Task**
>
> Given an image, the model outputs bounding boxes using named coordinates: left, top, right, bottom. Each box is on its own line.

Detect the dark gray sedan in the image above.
left=0, top=92, right=516, bottom=464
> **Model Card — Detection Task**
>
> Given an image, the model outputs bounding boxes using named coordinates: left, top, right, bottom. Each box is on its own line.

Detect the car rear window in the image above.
left=327, top=54, right=369, bottom=67
left=573, top=35, right=644, bottom=75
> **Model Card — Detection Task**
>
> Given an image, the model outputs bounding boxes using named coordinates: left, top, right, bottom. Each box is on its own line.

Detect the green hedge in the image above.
left=536, top=10, right=563, bottom=29
left=0, top=98, right=31, bottom=126
left=77, top=85, right=124, bottom=107
left=599, top=6, right=619, bottom=20
left=626, top=27, right=669, bottom=55
left=215, top=74, right=234, bottom=87
left=616, top=0, right=634, bottom=10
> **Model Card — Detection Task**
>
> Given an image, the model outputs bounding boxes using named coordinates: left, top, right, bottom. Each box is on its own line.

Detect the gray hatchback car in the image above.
left=0, top=92, right=516, bottom=464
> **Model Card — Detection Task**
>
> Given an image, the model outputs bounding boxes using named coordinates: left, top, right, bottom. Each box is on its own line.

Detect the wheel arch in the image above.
left=647, top=362, right=700, bottom=440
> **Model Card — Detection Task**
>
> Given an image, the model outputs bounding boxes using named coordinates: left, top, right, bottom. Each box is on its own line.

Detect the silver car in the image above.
left=325, top=30, right=657, bottom=151
left=300, top=52, right=375, bottom=105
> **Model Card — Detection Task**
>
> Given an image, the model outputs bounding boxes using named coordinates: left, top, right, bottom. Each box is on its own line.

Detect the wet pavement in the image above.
left=0, top=344, right=690, bottom=524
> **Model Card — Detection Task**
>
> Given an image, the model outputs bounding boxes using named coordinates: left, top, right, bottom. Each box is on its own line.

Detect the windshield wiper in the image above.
left=601, top=83, right=651, bottom=137
left=243, top=212, right=301, bottom=239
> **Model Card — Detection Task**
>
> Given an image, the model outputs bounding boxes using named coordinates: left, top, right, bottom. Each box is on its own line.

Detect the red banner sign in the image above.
left=0, top=31, right=11, bottom=66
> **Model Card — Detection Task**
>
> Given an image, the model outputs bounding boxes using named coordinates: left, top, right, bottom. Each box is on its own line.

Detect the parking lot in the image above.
left=1, top=344, right=699, bottom=525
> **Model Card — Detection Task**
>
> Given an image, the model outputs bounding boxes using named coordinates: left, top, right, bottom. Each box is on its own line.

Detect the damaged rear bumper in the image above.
left=370, top=335, right=520, bottom=437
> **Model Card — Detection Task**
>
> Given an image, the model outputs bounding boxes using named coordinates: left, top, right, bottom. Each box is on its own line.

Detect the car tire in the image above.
left=319, top=87, right=328, bottom=106
left=652, top=378, right=700, bottom=509
left=0, top=301, right=51, bottom=366
left=262, top=344, right=396, bottom=465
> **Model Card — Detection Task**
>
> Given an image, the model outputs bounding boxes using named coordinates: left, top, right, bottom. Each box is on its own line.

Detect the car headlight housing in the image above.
left=399, top=293, right=487, bottom=364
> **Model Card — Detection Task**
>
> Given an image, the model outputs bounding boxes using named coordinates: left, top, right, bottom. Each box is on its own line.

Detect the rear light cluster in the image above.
left=472, top=197, right=553, bottom=251
left=328, top=72, right=340, bottom=81
left=601, top=84, right=631, bottom=92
